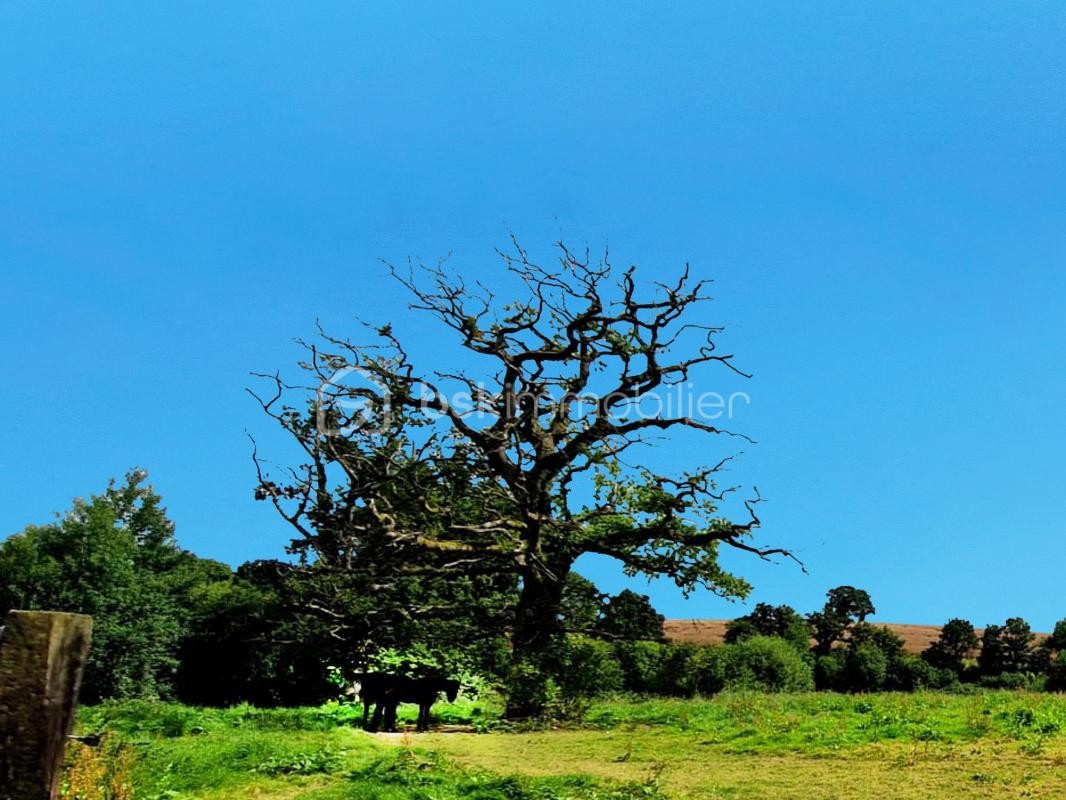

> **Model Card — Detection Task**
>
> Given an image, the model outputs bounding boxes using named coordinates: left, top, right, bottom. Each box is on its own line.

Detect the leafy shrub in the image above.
left=716, top=637, right=814, bottom=693
left=849, top=624, right=905, bottom=660
left=1047, top=651, right=1066, bottom=692
left=685, top=646, right=727, bottom=695
left=505, top=661, right=559, bottom=717
left=979, top=618, right=1036, bottom=676
left=653, top=643, right=703, bottom=696
left=886, top=654, right=957, bottom=691
left=555, top=636, right=624, bottom=698
left=814, top=651, right=846, bottom=691
left=978, top=672, right=1045, bottom=690
left=597, top=590, right=667, bottom=642
left=923, top=618, right=979, bottom=674
left=724, top=604, right=811, bottom=652
left=251, top=749, right=339, bottom=776
left=842, top=644, right=888, bottom=692
left=613, top=640, right=669, bottom=693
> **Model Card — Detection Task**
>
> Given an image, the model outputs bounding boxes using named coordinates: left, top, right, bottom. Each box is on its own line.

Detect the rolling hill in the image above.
left=664, top=620, right=1048, bottom=654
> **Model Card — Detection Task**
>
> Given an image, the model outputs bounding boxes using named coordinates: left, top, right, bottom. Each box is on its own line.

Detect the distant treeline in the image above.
left=3, top=471, right=1065, bottom=706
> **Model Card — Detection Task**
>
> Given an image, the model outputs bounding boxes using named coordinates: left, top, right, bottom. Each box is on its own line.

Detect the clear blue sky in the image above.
left=3, top=2, right=1065, bottom=628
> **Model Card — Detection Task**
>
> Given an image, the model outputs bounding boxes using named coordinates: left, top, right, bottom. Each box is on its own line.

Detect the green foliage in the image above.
left=1046, top=619, right=1066, bottom=653
left=612, top=639, right=815, bottom=697
left=843, top=644, right=888, bottom=692
left=808, top=586, right=876, bottom=655
left=653, top=644, right=706, bottom=696
left=715, top=636, right=815, bottom=693
left=808, top=611, right=847, bottom=657
left=1034, top=618, right=1066, bottom=681
left=559, top=575, right=667, bottom=644
left=923, top=618, right=979, bottom=674
left=175, top=566, right=298, bottom=706
left=180, top=553, right=512, bottom=707
left=597, top=589, right=666, bottom=642
left=812, top=623, right=953, bottom=694
left=813, top=621, right=907, bottom=693
left=815, top=651, right=847, bottom=691
left=978, top=672, right=1045, bottom=691
left=250, top=749, right=340, bottom=776
left=613, top=640, right=670, bottom=693
left=725, top=603, right=810, bottom=651
left=979, top=618, right=1036, bottom=676
left=1047, top=651, right=1066, bottom=692
left=559, top=572, right=605, bottom=632
left=505, top=661, right=560, bottom=720
left=0, top=469, right=228, bottom=702
left=825, top=586, right=876, bottom=622
left=850, top=623, right=905, bottom=660
left=555, top=636, right=625, bottom=698
left=887, top=654, right=958, bottom=691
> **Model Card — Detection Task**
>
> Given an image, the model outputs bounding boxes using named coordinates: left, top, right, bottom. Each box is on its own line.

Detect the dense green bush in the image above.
left=716, top=637, right=814, bottom=692
left=922, top=618, right=979, bottom=674
left=886, top=654, right=957, bottom=691
left=849, top=624, right=904, bottom=660
left=725, top=604, right=811, bottom=652
left=648, top=643, right=701, bottom=696
left=979, top=618, right=1036, bottom=676
left=613, top=640, right=669, bottom=693
left=555, top=636, right=624, bottom=698
left=0, top=470, right=232, bottom=702
left=842, top=644, right=888, bottom=692
left=1047, top=652, right=1066, bottom=692
left=597, top=590, right=667, bottom=642
left=505, top=661, right=560, bottom=717
left=978, top=672, right=1046, bottom=691
left=682, top=645, right=727, bottom=695
left=814, top=652, right=846, bottom=691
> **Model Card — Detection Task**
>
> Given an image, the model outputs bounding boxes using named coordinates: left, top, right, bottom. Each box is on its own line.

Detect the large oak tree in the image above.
left=252, top=240, right=793, bottom=716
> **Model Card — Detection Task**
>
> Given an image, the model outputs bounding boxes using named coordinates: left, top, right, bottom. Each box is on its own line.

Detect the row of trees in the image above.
left=4, top=472, right=1065, bottom=706
left=723, top=588, right=1066, bottom=693
left=545, top=589, right=1066, bottom=702
left=0, top=470, right=663, bottom=705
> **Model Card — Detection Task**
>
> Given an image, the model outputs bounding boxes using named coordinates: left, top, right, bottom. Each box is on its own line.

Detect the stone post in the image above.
left=0, top=611, right=93, bottom=800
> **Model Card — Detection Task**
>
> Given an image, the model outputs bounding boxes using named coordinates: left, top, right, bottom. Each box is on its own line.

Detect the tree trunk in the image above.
left=504, top=563, right=568, bottom=719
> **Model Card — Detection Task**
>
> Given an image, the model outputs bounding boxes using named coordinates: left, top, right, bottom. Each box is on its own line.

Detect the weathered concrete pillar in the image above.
left=0, top=611, right=93, bottom=800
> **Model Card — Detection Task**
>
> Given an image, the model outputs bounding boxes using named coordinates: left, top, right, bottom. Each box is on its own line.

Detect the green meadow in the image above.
left=67, top=691, right=1066, bottom=800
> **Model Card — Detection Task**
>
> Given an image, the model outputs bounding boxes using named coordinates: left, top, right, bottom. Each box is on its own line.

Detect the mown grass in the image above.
left=69, top=691, right=1066, bottom=799
left=581, top=691, right=1066, bottom=751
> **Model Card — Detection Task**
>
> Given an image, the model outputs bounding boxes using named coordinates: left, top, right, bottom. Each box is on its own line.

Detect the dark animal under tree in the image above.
left=354, top=673, right=460, bottom=732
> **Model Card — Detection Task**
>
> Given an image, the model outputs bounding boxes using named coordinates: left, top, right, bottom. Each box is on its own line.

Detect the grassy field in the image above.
left=67, top=691, right=1066, bottom=799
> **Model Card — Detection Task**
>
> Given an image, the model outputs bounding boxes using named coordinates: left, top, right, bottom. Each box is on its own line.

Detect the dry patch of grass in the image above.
left=417, top=730, right=1066, bottom=799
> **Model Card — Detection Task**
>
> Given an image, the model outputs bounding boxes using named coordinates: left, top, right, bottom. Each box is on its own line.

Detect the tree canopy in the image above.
left=725, top=602, right=810, bottom=651
left=0, top=470, right=229, bottom=701
left=808, top=586, right=876, bottom=655
left=251, top=241, right=794, bottom=715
